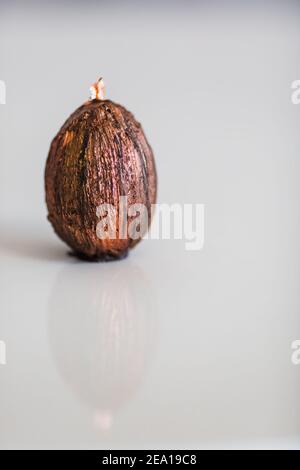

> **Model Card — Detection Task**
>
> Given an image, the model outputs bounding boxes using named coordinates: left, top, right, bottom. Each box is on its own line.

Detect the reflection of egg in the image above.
left=48, top=262, right=157, bottom=424
left=93, top=410, right=113, bottom=431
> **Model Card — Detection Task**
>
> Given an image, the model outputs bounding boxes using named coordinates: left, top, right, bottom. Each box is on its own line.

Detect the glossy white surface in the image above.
left=0, top=1, right=300, bottom=449
left=0, top=220, right=300, bottom=449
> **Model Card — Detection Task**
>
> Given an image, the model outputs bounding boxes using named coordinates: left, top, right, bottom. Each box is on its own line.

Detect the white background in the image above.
left=0, top=0, right=300, bottom=449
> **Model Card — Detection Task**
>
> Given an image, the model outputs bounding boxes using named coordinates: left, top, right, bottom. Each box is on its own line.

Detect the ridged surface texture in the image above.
left=45, top=99, right=157, bottom=260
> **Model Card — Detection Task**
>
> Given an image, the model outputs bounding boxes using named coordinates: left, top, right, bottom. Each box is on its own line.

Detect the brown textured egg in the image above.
left=45, top=79, right=157, bottom=260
